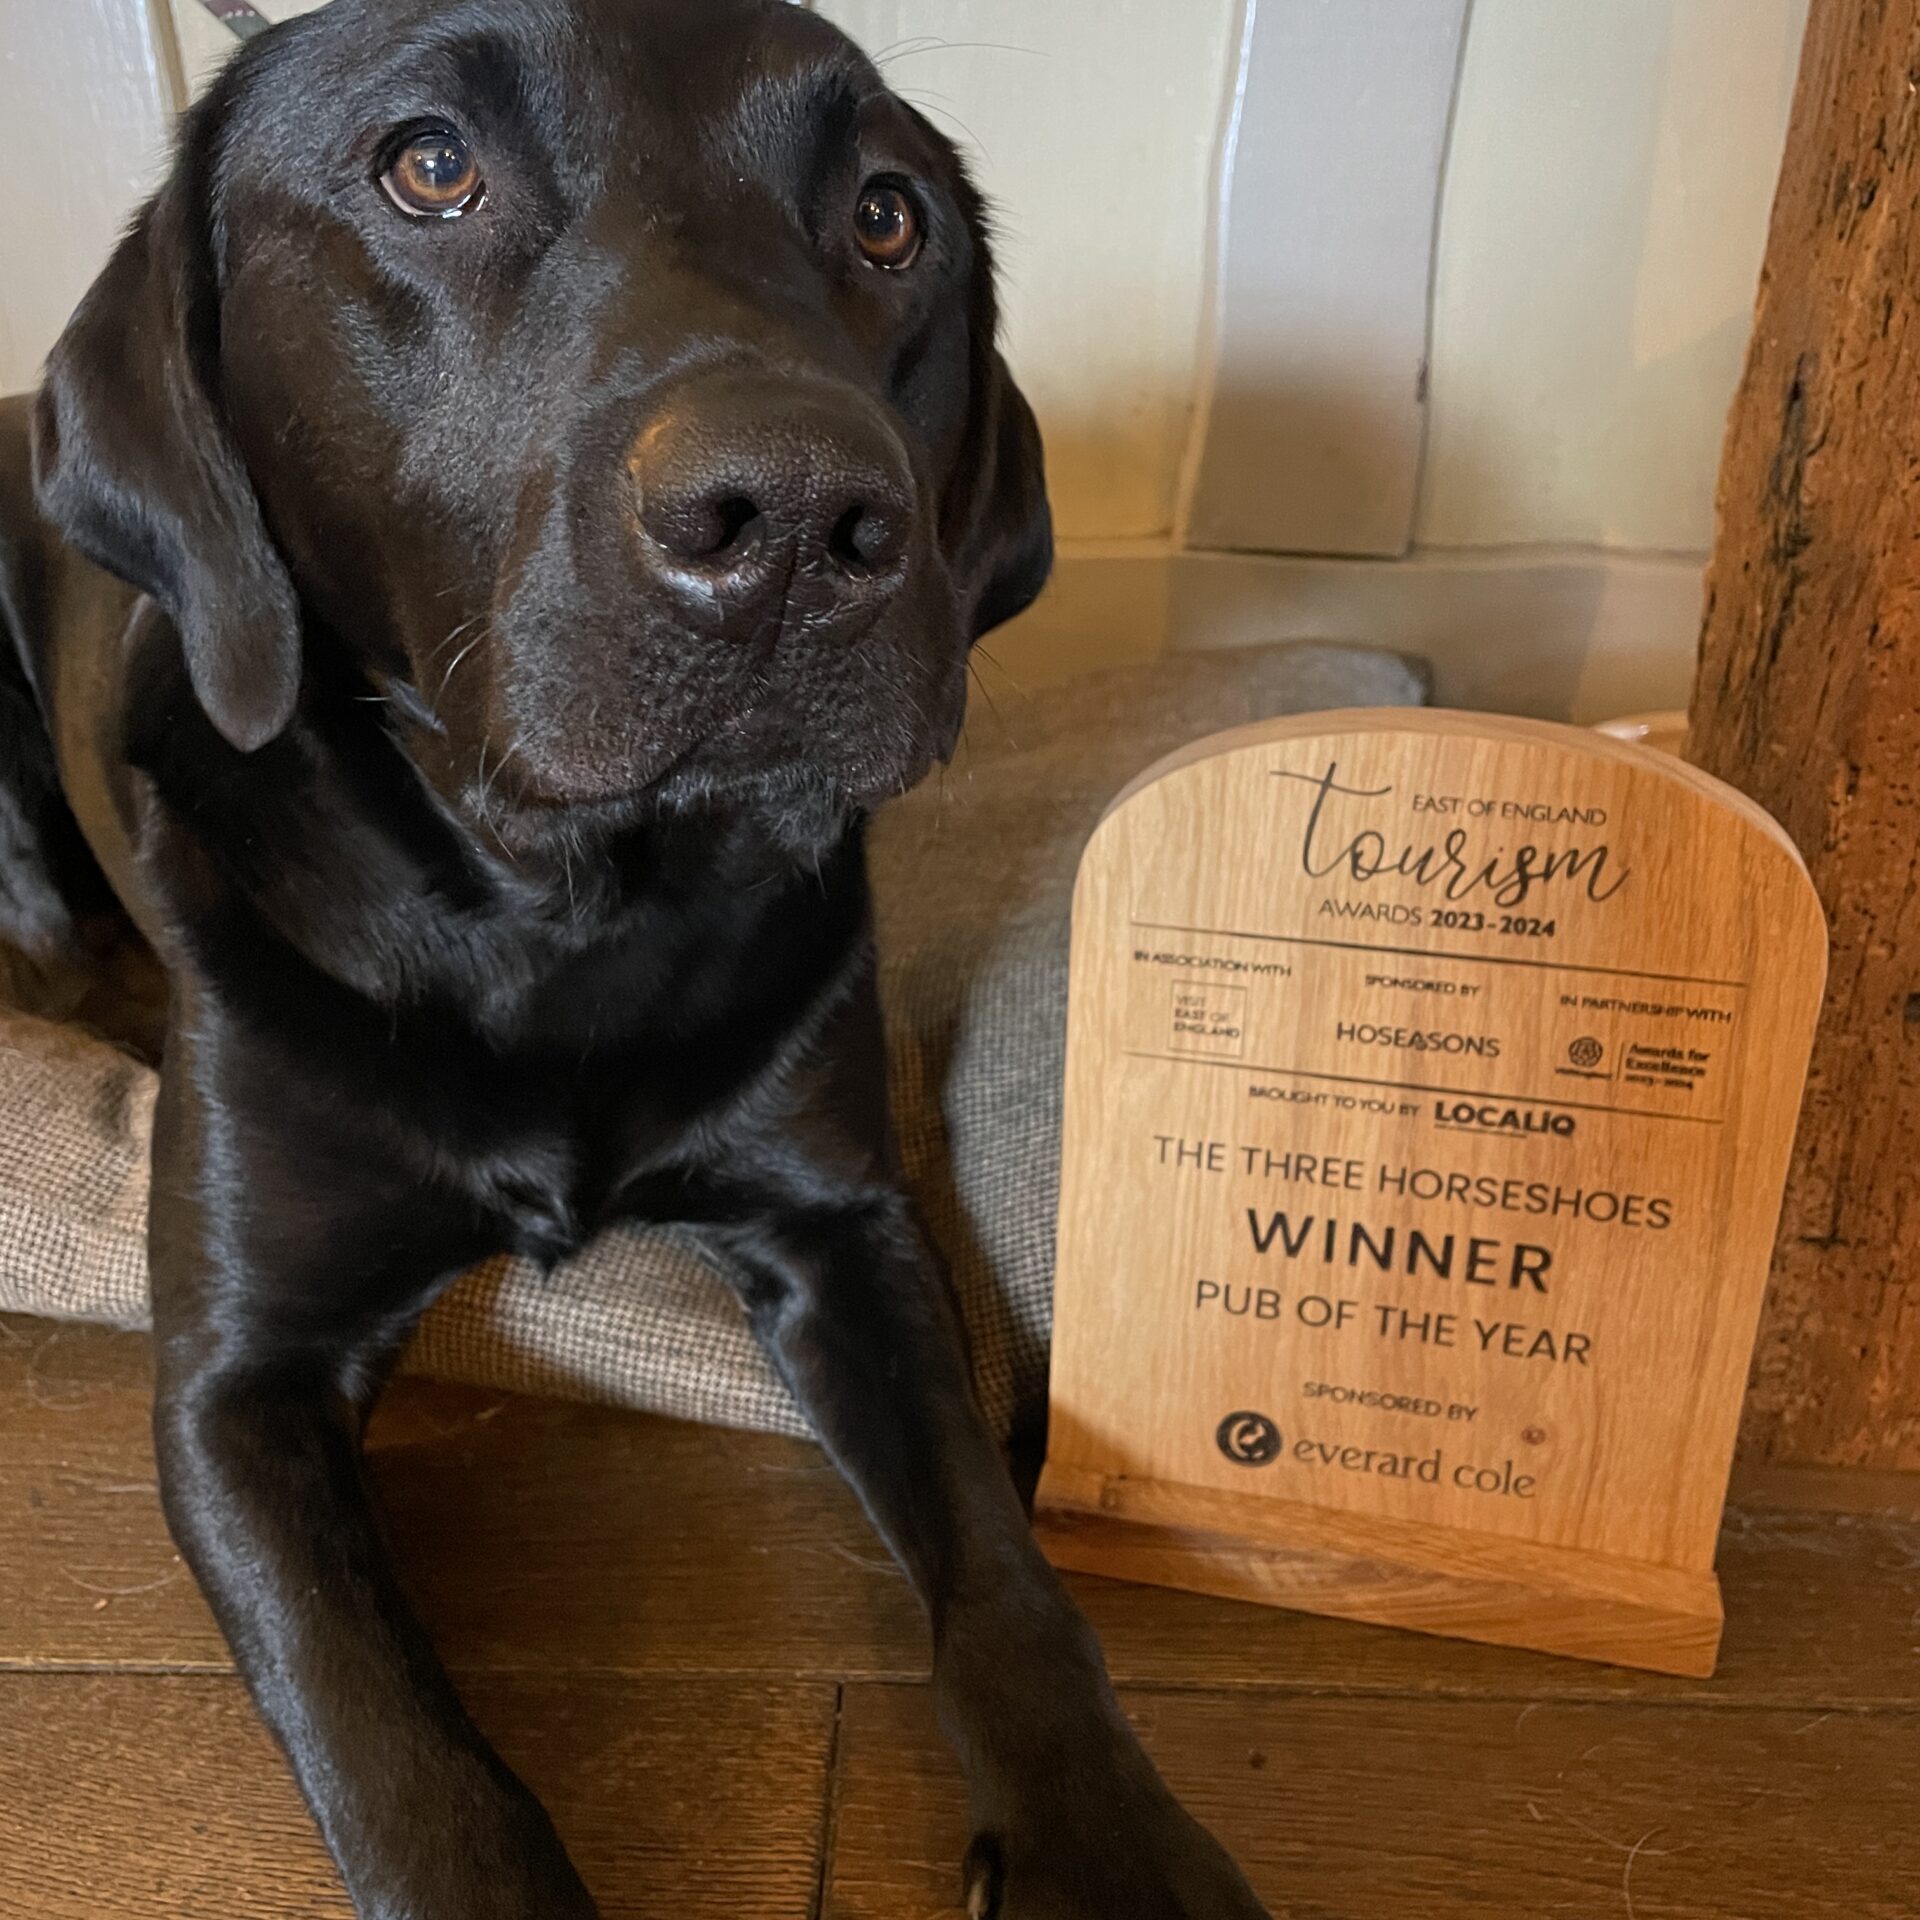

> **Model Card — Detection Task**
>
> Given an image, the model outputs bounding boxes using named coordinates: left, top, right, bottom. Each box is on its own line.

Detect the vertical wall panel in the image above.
left=1182, top=0, right=1470, bottom=559
left=816, top=0, right=1241, bottom=542
left=0, top=0, right=178, bottom=394
left=168, top=0, right=249, bottom=97
left=166, top=0, right=331, bottom=100
left=1415, top=0, right=1809, bottom=552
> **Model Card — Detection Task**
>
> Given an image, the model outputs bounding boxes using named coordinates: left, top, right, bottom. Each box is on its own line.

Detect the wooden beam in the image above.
left=1690, top=0, right=1920, bottom=1468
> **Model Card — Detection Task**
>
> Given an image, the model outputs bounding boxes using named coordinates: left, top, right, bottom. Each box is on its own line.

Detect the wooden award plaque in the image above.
left=1032, top=711, right=1827, bottom=1677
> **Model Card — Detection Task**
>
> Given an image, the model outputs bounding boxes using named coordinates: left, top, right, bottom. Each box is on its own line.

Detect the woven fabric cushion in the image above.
left=0, top=645, right=1426, bottom=1437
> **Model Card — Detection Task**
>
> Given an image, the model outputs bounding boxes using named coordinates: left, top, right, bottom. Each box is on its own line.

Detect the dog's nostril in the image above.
left=709, top=495, right=761, bottom=556
left=651, top=490, right=763, bottom=565
left=828, top=500, right=907, bottom=575
left=631, top=377, right=917, bottom=598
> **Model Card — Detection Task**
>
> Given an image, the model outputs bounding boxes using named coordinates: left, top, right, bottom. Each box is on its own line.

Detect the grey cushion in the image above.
left=0, top=645, right=1426, bottom=1436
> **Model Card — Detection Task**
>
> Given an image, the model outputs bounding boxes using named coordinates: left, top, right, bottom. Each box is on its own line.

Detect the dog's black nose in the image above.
left=631, top=376, right=914, bottom=626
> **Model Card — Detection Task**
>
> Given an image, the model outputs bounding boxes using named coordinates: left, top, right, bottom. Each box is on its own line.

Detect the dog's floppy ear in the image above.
left=31, top=85, right=300, bottom=753
left=938, top=157, right=1053, bottom=642
left=948, top=342, right=1053, bottom=641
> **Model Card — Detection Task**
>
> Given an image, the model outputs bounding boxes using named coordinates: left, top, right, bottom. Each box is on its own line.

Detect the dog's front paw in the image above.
left=961, top=1772, right=1270, bottom=1919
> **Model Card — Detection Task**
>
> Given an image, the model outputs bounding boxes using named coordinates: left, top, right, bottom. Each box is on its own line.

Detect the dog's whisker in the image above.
left=972, top=641, right=1033, bottom=704
left=866, top=35, right=946, bottom=66
left=895, top=91, right=992, bottom=160
left=874, top=37, right=1043, bottom=65
left=436, top=629, right=488, bottom=699
left=966, top=661, right=1020, bottom=752
left=468, top=739, right=521, bottom=866
left=427, top=613, right=486, bottom=661
left=479, top=736, right=526, bottom=823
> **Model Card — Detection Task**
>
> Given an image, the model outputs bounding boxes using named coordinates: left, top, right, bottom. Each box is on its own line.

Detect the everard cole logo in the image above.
left=1216, top=1411, right=1283, bottom=1466
left=1434, top=1099, right=1577, bottom=1139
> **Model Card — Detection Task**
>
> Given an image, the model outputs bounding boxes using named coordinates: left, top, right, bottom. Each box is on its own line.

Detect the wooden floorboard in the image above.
left=0, top=1313, right=917, bottom=1679
left=7, top=1317, right=1920, bottom=1710
left=6, top=1315, right=1919, bottom=1916
left=0, top=1672, right=835, bottom=1920
left=824, top=1682, right=1920, bottom=1919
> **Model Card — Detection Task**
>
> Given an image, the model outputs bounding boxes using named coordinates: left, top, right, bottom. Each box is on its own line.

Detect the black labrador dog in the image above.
left=0, top=1, right=1272, bottom=1915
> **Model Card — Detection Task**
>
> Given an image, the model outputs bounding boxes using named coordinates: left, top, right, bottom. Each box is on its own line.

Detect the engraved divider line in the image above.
left=1121, top=1048, right=1727, bottom=1127
left=1129, top=920, right=1750, bottom=992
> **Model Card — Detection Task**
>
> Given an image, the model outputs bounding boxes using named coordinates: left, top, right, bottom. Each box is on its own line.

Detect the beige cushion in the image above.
left=0, top=645, right=1426, bottom=1436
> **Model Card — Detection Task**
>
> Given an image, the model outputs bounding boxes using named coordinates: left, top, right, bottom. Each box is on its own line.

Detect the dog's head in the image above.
left=32, top=0, right=1050, bottom=840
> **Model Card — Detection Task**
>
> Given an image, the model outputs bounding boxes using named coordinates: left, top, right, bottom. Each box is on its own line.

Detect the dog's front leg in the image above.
left=146, top=1054, right=598, bottom=1920
left=710, top=1190, right=1272, bottom=1920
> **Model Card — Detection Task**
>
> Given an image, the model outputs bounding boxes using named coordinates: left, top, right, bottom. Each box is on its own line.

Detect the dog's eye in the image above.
left=853, top=178, right=922, bottom=270
left=381, top=128, right=484, bottom=219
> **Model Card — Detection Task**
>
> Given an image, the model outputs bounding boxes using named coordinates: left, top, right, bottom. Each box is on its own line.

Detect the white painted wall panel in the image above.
left=168, top=0, right=247, bottom=97
left=167, top=0, right=330, bottom=100
left=1415, top=0, right=1808, bottom=553
left=1183, top=0, right=1468, bottom=559
left=0, top=0, right=178, bottom=394
left=816, top=0, right=1241, bottom=542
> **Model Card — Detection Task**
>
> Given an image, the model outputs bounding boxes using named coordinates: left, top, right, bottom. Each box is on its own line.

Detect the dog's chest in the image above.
left=442, top=1046, right=687, bottom=1267
left=261, top=822, right=868, bottom=1268
left=441, top=985, right=804, bottom=1269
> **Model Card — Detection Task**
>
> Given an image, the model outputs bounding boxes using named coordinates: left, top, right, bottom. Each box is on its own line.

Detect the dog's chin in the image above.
left=655, top=759, right=864, bottom=855
left=491, top=680, right=961, bottom=853
left=653, top=728, right=950, bottom=852
left=487, top=735, right=944, bottom=863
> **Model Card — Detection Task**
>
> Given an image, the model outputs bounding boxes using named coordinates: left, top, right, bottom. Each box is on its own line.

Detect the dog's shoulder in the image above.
left=0, top=386, right=160, bottom=816
left=0, top=392, right=48, bottom=677
left=0, top=395, right=101, bottom=963
left=1, top=386, right=147, bottom=682
left=0, top=390, right=164, bottom=1042
left=0, top=389, right=32, bottom=498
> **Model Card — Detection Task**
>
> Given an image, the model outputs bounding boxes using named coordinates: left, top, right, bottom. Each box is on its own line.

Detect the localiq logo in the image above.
left=1434, top=1099, right=1577, bottom=1139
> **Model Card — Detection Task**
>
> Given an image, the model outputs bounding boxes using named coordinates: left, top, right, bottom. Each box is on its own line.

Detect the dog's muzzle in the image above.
left=628, top=372, right=916, bottom=653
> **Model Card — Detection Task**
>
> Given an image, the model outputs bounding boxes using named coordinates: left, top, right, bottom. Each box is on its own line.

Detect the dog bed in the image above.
left=0, top=644, right=1426, bottom=1438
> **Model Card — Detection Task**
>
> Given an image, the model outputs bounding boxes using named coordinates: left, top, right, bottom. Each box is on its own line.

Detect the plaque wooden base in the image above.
left=1035, top=711, right=1825, bottom=1677
left=1034, top=1466, right=1723, bottom=1677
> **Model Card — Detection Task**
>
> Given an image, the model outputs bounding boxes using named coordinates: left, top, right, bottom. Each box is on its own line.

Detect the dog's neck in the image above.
left=123, top=632, right=870, bottom=1047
